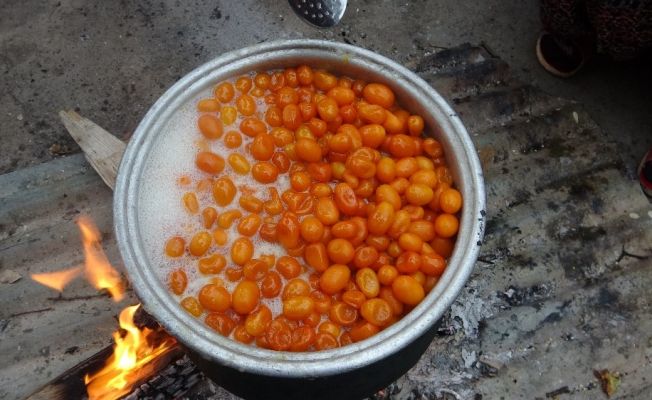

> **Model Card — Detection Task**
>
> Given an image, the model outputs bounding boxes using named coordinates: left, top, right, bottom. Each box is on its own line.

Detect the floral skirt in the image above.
left=541, top=0, right=652, bottom=60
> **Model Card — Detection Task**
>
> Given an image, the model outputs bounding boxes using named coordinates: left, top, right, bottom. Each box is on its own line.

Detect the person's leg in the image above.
left=586, top=0, right=652, bottom=61
left=537, top=0, right=596, bottom=77
left=540, top=0, right=593, bottom=37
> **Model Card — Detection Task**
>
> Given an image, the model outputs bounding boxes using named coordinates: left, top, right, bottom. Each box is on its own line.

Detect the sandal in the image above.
left=536, top=32, right=587, bottom=78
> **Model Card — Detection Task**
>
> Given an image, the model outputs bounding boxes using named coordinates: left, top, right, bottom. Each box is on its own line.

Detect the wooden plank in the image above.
left=58, top=110, right=126, bottom=190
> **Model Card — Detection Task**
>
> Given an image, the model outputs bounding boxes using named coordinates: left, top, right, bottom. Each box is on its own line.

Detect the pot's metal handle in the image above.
left=59, top=110, right=126, bottom=190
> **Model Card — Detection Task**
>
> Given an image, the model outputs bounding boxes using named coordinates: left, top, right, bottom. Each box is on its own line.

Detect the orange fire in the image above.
left=30, top=265, right=83, bottom=292
left=84, top=305, right=177, bottom=400
left=77, top=216, right=125, bottom=301
left=30, top=216, right=124, bottom=301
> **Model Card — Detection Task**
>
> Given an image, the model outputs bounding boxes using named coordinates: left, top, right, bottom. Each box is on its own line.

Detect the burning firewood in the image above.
left=84, top=305, right=179, bottom=400
left=26, top=323, right=185, bottom=400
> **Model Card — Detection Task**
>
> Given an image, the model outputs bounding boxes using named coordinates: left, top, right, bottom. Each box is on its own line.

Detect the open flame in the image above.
left=77, top=215, right=125, bottom=301
left=31, top=216, right=176, bottom=399
left=84, top=305, right=177, bottom=400
left=30, top=215, right=124, bottom=301
left=30, top=265, right=83, bottom=292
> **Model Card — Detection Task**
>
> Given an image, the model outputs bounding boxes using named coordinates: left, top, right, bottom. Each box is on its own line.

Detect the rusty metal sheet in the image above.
left=1, top=44, right=651, bottom=400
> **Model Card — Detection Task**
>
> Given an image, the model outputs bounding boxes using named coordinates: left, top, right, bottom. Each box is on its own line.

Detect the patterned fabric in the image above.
left=541, top=0, right=652, bottom=60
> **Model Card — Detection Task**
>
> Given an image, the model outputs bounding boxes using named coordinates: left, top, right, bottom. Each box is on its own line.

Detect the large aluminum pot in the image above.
left=114, top=39, right=485, bottom=400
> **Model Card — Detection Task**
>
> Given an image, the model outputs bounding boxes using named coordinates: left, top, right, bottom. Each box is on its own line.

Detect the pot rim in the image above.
left=114, top=39, right=485, bottom=378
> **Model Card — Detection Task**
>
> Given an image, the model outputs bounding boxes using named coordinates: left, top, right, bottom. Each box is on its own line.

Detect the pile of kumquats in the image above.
left=164, top=66, right=463, bottom=351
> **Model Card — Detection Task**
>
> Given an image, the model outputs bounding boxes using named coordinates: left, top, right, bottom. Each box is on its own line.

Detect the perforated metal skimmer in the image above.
left=288, top=0, right=347, bottom=28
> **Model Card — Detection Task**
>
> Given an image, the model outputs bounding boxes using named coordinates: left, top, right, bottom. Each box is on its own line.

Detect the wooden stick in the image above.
left=58, top=110, right=126, bottom=190
left=26, top=346, right=113, bottom=400
left=26, top=306, right=185, bottom=399
left=25, top=345, right=185, bottom=400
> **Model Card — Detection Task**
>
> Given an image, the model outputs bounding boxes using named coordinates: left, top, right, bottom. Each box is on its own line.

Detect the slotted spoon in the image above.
left=288, top=0, right=347, bottom=28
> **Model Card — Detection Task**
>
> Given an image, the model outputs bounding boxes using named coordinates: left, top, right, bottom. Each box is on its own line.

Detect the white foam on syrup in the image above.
left=137, top=79, right=297, bottom=322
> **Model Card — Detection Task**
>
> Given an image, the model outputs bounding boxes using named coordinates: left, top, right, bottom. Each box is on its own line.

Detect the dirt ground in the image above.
left=1, top=0, right=650, bottom=176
